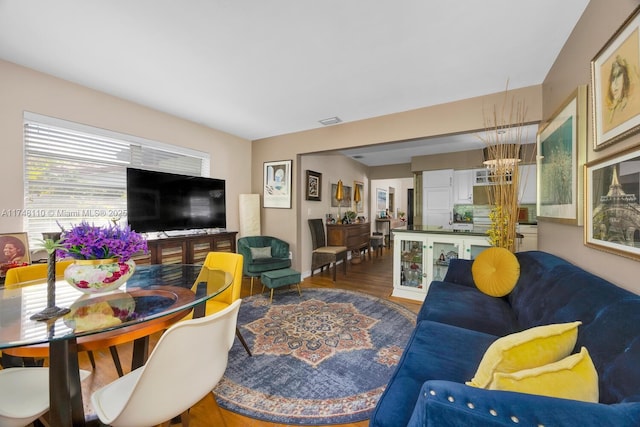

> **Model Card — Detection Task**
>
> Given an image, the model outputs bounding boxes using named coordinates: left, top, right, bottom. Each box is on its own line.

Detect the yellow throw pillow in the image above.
left=466, top=321, right=581, bottom=388
left=489, top=347, right=599, bottom=403
left=472, top=247, right=520, bottom=297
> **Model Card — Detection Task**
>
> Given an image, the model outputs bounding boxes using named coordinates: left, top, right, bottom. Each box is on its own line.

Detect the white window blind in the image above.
left=23, top=113, right=210, bottom=244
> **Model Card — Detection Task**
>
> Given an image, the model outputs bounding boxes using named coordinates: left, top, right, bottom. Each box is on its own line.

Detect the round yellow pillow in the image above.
left=472, top=247, right=520, bottom=297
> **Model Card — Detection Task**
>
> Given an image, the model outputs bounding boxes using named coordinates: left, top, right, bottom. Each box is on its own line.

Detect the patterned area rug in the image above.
left=214, top=288, right=417, bottom=425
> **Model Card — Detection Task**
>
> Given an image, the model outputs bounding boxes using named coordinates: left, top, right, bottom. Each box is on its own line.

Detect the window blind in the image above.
left=23, top=113, right=210, bottom=245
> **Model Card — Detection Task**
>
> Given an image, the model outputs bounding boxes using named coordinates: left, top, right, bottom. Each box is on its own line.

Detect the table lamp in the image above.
left=335, top=180, right=344, bottom=222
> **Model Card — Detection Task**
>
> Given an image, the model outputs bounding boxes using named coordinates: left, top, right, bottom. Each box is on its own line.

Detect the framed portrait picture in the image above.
left=591, top=6, right=640, bottom=150
left=536, top=85, right=587, bottom=225
left=305, top=170, right=322, bottom=201
left=331, top=183, right=351, bottom=207
left=584, top=146, right=640, bottom=260
left=263, top=159, right=292, bottom=208
left=354, top=181, right=364, bottom=213
left=0, top=232, right=31, bottom=275
left=376, top=188, right=387, bottom=211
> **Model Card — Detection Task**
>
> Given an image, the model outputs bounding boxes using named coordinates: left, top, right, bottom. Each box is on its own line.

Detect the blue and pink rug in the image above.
left=213, top=288, right=417, bottom=425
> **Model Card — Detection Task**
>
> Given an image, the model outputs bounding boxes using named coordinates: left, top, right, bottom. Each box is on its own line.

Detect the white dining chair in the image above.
left=91, top=298, right=241, bottom=427
left=0, top=367, right=90, bottom=427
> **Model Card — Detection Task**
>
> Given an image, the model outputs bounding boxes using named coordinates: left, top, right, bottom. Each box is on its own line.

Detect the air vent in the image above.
left=319, top=116, right=342, bottom=126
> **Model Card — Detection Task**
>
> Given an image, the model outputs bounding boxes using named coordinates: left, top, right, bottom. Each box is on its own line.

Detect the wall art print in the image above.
left=592, top=6, right=640, bottom=150
left=263, top=160, right=292, bottom=208
left=585, top=146, right=640, bottom=260
left=537, top=86, right=587, bottom=225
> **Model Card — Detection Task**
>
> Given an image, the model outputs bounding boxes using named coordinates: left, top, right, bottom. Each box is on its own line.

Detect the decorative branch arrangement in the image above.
left=479, top=89, right=531, bottom=252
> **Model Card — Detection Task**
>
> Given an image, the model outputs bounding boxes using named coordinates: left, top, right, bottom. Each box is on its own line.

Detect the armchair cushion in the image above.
left=249, top=247, right=271, bottom=259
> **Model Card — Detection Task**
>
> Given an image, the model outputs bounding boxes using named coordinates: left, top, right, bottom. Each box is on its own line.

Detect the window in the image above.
left=23, top=112, right=210, bottom=244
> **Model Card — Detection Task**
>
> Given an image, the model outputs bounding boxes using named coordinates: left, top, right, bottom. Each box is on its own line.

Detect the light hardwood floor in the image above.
left=80, top=244, right=421, bottom=427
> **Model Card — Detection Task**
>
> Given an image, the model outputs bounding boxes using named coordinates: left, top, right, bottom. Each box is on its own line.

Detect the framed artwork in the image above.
left=536, top=85, right=587, bottom=225
left=305, top=170, right=322, bottom=201
left=584, top=146, right=640, bottom=260
left=263, top=159, right=292, bottom=208
left=591, top=6, right=640, bottom=150
left=0, top=232, right=31, bottom=270
left=376, top=188, right=387, bottom=211
left=354, top=181, right=364, bottom=213
left=331, top=183, right=351, bottom=207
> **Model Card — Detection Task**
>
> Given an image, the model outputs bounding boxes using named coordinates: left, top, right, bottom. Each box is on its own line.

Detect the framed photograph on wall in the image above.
left=354, top=181, right=364, bottom=213
left=591, top=6, right=640, bottom=150
left=537, top=85, right=587, bottom=225
left=263, top=159, right=292, bottom=208
left=0, top=232, right=31, bottom=275
left=305, top=170, right=322, bottom=201
left=331, top=183, right=351, bottom=207
left=584, top=146, right=640, bottom=260
left=376, top=188, right=387, bottom=211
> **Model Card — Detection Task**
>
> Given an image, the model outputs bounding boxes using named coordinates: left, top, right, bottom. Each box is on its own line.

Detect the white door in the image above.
left=423, top=169, right=453, bottom=228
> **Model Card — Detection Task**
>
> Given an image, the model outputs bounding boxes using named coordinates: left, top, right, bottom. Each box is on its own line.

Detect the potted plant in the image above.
left=59, top=221, right=148, bottom=294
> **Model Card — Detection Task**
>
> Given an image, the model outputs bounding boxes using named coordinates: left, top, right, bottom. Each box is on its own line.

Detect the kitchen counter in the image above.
left=394, top=225, right=488, bottom=237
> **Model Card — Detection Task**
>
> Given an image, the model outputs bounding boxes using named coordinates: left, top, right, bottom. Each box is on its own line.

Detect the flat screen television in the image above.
left=126, top=168, right=226, bottom=234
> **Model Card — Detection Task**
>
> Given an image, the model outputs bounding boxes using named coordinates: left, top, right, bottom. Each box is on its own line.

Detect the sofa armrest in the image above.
left=408, top=380, right=640, bottom=427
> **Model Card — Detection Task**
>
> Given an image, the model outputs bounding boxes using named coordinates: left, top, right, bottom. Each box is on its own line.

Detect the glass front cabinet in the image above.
left=392, top=231, right=491, bottom=301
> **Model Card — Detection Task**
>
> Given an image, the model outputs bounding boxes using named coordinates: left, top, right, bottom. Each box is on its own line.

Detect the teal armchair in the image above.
left=237, top=236, right=291, bottom=294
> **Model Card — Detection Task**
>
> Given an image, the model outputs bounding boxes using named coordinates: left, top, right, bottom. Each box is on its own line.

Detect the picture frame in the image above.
left=305, top=170, right=322, bottom=201
left=584, top=146, right=640, bottom=260
left=536, top=85, right=587, bottom=225
left=0, top=232, right=31, bottom=274
left=331, top=183, right=352, bottom=208
left=354, top=181, right=364, bottom=213
left=263, top=159, right=292, bottom=208
left=376, top=188, right=387, bottom=211
left=591, top=6, right=640, bottom=150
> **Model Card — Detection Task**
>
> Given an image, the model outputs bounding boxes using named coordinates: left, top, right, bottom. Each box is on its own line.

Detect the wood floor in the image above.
left=79, top=244, right=421, bottom=427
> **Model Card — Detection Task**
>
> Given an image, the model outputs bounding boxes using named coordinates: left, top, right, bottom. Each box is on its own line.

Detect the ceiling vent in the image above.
left=319, top=116, right=342, bottom=126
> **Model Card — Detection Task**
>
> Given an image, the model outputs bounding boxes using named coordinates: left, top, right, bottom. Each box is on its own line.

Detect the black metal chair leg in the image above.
left=236, top=328, right=252, bottom=356
left=87, top=350, right=96, bottom=369
left=109, top=346, right=124, bottom=377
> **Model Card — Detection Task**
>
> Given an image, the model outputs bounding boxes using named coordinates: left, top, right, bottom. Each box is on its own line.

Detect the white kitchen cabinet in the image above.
left=518, top=164, right=537, bottom=204
left=453, top=169, right=474, bottom=204
left=423, top=169, right=453, bottom=228
left=516, top=224, right=538, bottom=252
left=392, top=230, right=491, bottom=301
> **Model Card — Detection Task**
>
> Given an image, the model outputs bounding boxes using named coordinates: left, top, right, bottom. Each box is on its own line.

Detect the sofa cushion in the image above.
left=489, top=346, right=599, bottom=403
left=466, top=321, right=581, bottom=388
left=245, top=257, right=291, bottom=274
left=417, top=281, right=517, bottom=337
left=442, top=258, right=475, bottom=288
left=369, top=320, right=497, bottom=427
left=471, top=247, right=520, bottom=297
left=579, top=298, right=640, bottom=404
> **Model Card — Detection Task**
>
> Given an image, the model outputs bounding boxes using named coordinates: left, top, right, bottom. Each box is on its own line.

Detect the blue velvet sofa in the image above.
left=370, top=251, right=640, bottom=427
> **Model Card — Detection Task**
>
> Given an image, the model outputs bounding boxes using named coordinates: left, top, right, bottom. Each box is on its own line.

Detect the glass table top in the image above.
left=0, top=264, right=232, bottom=350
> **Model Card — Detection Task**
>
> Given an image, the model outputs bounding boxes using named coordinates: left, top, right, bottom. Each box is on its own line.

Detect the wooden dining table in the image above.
left=0, top=264, right=232, bottom=427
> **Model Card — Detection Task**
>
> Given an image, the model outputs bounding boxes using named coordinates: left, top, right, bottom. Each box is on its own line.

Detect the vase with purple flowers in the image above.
left=59, top=221, right=148, bottom=294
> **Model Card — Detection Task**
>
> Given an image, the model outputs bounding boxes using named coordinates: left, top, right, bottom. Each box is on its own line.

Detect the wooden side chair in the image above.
left=308, top=219, right=347, bottom=281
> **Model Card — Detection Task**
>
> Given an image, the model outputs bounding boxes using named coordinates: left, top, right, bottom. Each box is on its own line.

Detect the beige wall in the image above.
left=0, top=60, right=252, bottom=235
left=540, top=0, right=640, bottom=293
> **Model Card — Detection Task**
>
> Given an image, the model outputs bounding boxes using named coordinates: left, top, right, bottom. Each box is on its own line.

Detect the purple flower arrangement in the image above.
left=58, top=221, right=148, bottom=262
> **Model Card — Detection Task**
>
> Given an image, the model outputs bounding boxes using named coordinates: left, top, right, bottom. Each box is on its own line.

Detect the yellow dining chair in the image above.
left=185, top=251, right=251, bottom=355
left=2, top=261, right=125, bottom=375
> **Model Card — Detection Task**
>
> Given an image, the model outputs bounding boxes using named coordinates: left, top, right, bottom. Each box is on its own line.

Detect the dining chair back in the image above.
left=90, top=299, right=242, bottom=427
left=2, top=260, right=123, bottom=376
left=4, top=260, right=73, bottom=288
left=0, top=367, right=90, bottom=427
left=308, top=219, right=348, bottom=281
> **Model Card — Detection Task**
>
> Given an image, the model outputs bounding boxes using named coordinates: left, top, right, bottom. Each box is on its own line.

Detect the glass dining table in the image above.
left=0, top=263, right=232, bottom=427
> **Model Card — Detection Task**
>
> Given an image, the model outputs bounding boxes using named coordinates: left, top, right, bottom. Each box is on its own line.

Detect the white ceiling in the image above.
left=0, top=0, right=588, bottom=164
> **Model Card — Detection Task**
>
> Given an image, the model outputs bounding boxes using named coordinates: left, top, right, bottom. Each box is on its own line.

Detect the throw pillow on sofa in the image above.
left=489, top=346, right=599, bottom=403
left=250, top=247, right=272, bottom=259
left=466, top=321, right=582, bottom=388
left=471, top=246, right=520, bottom=297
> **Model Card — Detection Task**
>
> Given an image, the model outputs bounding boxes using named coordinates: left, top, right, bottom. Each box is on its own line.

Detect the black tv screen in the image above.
left=126, top=168, right=226, bottom=233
